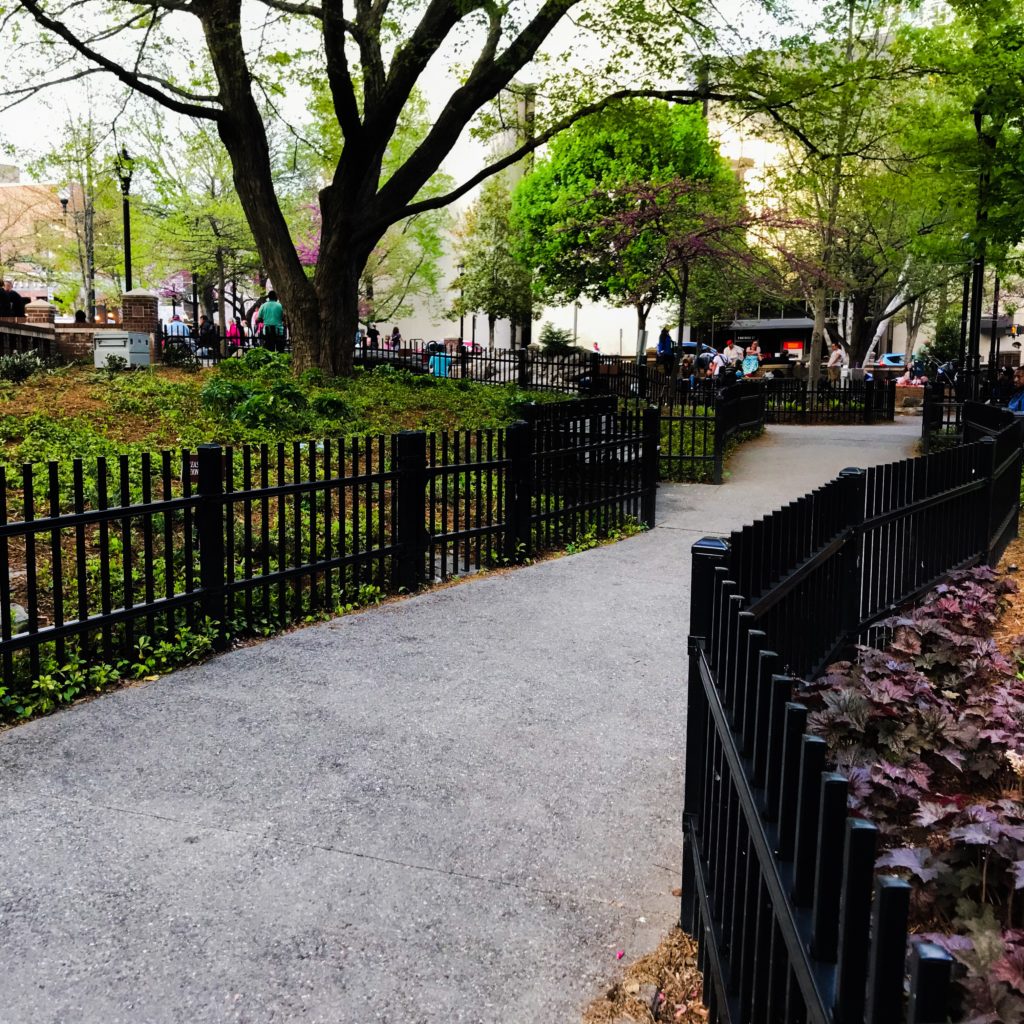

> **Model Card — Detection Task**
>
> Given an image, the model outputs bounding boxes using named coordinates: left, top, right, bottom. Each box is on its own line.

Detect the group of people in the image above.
left=161, top=291, right=288, bottom=357
left=0, top=281, right=28, bottom=318
left=356, top=324, right=402, bottom=349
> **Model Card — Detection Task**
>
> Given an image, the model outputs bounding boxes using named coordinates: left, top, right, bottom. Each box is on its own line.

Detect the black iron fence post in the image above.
left=641, top=405, right=660, bottom=528
left=978, top=434, right=998, bottom=565
left=196, top=443, right=227, bottom=648
left=886, top=377, right=897, bottom=420
left=682, top=536, right=730, bottom=932
left=712, top=391, right=727, bottom=485
left=863, top=378, right=876, bottom=425
left=516, top=349, right=529, bottom=389
left=589, top=351, right=601, bottom=396
left=394, top=430, right=428, bottom=592
left=838, top=467, right=866, bottom=636
left=506, top=419, right=533, bottom=562
left=907, top=942, right=955, bottom=1024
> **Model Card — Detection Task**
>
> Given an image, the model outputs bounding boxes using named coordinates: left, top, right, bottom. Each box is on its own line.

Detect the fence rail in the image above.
left=763, top=377, right=897, bottom=425
left=1, top=398, right=657, bottom=700
left=683, top=401, right=1024, bottom=1024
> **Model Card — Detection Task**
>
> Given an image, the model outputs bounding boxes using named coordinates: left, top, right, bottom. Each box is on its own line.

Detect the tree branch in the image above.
left=15, top=0, right=223, bottom=120
left=324, top=0, right=362, bottom=140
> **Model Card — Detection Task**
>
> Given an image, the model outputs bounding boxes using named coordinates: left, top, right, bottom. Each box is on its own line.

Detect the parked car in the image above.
left=866, top=353, right=906, bottom=368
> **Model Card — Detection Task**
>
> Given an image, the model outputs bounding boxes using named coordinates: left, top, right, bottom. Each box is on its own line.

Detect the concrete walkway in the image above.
left=0, top=421, right=920, bottom=1024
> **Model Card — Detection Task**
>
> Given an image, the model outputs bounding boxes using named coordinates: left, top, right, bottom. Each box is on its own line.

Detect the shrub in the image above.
left=801, top=567, right=1024, bottom=1023
left=200, top=377, right=251, bottom=414
left=310, top=392, right=351, bottom=419
left=539, top=322, right=577, bottom=355
left=0, top=351, right=46, bottom=383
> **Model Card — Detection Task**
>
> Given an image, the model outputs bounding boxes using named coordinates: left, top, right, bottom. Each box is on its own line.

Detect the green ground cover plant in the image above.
left=0, top=353, right=556, bottom=468
left=800, top=567, right=1024, bottom=1022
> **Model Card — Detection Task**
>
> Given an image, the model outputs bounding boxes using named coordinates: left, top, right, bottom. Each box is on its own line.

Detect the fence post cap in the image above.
left=692, top=536, right=730, bottom=555
left=911, top=939, right=954, bottom=961
left=839, top=466, right=865, bottom=476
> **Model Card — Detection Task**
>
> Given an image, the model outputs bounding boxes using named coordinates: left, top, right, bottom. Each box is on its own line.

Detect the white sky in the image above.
left=2, top=0, right=803, bottom=186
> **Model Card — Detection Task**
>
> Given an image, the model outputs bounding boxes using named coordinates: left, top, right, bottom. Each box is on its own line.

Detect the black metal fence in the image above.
left=659, top=382, right=767, bottom=484
left=763, top=378, right=897, bottom=425
left=0, top=398, right=656, bottom=698
left=682, top=402, right=1024, bottom=1023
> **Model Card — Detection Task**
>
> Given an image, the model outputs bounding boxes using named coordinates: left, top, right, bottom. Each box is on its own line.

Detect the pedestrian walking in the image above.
left=256, top=291, right=286, bottom=352
left=390, top=325, right=402, bottom=350
left=827, top=341, right=844, bottom=384
left=197, top=314, right=218, bottom=356
left=656, top=326, right=674, bottom=375
left=366, top=323, right=380, bottom=349
left=226, top=316, right=245, bottom=353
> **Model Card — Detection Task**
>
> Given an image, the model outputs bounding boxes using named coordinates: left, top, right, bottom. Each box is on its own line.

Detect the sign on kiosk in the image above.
left=782, top=340, right=804, bottom=359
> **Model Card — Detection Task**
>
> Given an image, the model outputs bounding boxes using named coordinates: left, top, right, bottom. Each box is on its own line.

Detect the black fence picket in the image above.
left=683, top=401, right=1024, bottom=1024
left=763, top=378, right=896, bottom=425
left=0, top=401, right=658, bottom=703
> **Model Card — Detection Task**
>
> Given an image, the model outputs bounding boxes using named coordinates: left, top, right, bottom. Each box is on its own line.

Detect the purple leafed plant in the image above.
left=800, top=567, right=1024, bottom=1022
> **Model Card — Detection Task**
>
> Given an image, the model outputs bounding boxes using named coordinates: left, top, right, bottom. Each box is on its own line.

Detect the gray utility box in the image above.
left=93, top=331, right=151, bottom=368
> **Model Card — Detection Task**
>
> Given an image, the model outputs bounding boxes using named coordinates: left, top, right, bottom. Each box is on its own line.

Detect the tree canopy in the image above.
left=512, top=100, right=734, bottom=337
left=0, top=0, right=740, bottom=374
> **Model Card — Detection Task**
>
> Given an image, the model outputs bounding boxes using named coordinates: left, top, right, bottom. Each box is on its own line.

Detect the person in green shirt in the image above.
left=256, top=290, right=286, bottom=352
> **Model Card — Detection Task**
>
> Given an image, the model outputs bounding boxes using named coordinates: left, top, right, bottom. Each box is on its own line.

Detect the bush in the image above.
left=161, top=344, right=199, bottom=370
left=801, top=567, right=1024, bottom=1022
left=0, top=351, right=46, bottom=383
left=200, top=377, right=251, bottom=414
left=310, top=392, right=351, bottom=419
left=539, top=322, right=578, bottom=355
left=104, top=354, right=129, bottom=373
left=920, top=315, right=961, bottom=366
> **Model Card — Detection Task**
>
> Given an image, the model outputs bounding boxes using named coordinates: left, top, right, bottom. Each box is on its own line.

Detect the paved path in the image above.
left=0, top=421, right=920, bottom=1024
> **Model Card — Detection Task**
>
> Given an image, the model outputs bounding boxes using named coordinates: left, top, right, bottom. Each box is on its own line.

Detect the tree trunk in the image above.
left=217, top=250, right=228, bottom=356
left=488, top=314, right=496, bottom=349
left=848, top=291, right=873, bottom=366
left=808, top=284, right=827, bottom=385
left=676, top=264, right=689, bottom=348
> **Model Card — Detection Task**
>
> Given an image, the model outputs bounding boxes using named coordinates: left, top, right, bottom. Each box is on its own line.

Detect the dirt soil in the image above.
left=0, top=366, right=202, bottom=447
left=995, top=536, right=1024, bottom=654
left=582, top=926, right=707, bottom=1023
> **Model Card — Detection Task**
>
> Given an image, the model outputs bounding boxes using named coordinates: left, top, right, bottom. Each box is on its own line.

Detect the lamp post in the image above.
left=573, top=300, right=582, bottom=344
left=115, top=148, right=134, bottom=292
left=457, top=262, right=465, bottom=345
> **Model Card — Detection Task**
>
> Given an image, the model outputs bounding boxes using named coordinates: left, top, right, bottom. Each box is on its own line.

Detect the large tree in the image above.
left=452, top=174, right=533, bottom=349
left=2, top=0, right=735, bottom=374
left=721, top=0, right=932, bottom=380
left=512, top=100, right=733, bottom=343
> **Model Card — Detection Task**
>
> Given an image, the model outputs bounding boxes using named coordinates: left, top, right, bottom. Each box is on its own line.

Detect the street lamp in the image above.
left=573, top=300, right=582, bottom=344
left=115, top=148, right=135, bottom=292
left=457, top=262, right=465, bottom=345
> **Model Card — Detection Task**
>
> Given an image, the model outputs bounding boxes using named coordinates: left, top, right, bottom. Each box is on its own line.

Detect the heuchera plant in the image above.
left=799, top=567, right=1024, bottom=1023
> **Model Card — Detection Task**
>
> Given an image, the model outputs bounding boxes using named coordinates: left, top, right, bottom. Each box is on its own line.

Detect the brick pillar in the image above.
left=24, top=300, right=57, bottom=358
left=24, top=300, right=56, bottom=326
left=121, top=289, right=160, bottom=362
left=121, top=289, right=159, bottom=334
